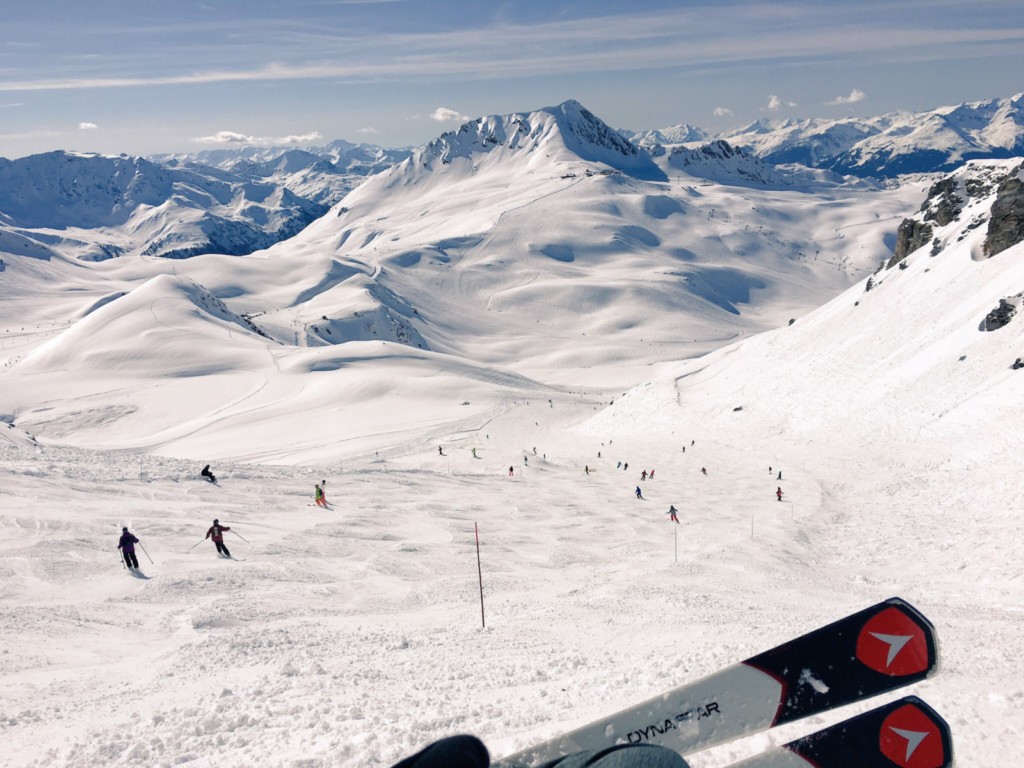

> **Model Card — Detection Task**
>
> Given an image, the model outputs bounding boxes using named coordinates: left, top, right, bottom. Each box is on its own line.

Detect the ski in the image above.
left=494, top=598, right=938, bottom=767
left=725, top=696, right=952, bottom=768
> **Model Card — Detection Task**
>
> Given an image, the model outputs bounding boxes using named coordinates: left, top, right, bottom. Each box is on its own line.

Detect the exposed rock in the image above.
left=984, top=164, right=1024, bottom=257
left=984, top=299, right=1017, bottom=331
left=891, top=218, right=934, bottom=265
left=921, top=177, right=963, bottom=225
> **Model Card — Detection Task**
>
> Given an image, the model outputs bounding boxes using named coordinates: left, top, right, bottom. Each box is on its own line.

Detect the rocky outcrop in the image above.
left=891, top=218, right=934, bottom=265
left=921, top=177, right=963, bottom=225
left=984, top=164, right=1024, bottom=257
left=984, top=299, right=1017, bottom=330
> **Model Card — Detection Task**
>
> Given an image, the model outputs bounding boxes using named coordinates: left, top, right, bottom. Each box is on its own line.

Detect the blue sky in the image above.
left=1, top=0, right=1022, bottom=158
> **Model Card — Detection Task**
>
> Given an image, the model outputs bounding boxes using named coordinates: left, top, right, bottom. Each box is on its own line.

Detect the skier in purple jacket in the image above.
left=118, top=527, right=140, bottom=569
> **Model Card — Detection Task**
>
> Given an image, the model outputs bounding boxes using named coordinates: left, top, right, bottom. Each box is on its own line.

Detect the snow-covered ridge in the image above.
left=718, top=93, right=1024, bottom=178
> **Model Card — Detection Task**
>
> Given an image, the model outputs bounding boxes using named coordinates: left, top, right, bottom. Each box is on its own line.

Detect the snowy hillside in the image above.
left=0, top=148, right=1022, bottom=768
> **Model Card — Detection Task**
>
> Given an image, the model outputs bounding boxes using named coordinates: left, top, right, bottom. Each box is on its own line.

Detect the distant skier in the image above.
left=616, top=461, right=621, bottom=469
left=623, top=462, right=629, bottom=472
left=635, top=486, right=643, bottom=499
left=118, top=527, right=140, bottom=569
left=206, top=519, right=231, bottom=558
left=524, top=456, right=528, bottom=466
left=472, top=448, right=478, bottom=459
left=201, top=464, right=217, bottom=483
left=438, top=446, right=445, bottom=456
left=648, top=469, right=655, bottom=479
left=585, top=465, right=590, bottom=475
left=667, top=505, right=679, bottom=524
left=777, top=470, right=783, bottom=480
left=701, top=467, right=708, bottom=476
left=776, top=487, right=783, bottom=502
left=315, top=484, right=327, bottom=508
left=508, top=466, right=514, bottom=477
left=641, top=470, right=647, bottom=481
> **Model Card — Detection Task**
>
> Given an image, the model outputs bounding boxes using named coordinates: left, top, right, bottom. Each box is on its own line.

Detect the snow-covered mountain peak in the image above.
left=409, top=100, right=665, bottom=181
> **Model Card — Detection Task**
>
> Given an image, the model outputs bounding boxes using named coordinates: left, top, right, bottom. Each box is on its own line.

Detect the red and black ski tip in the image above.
left=744, top=597, right=938, bottom=726
left=774, top=696, right=953, bottom=768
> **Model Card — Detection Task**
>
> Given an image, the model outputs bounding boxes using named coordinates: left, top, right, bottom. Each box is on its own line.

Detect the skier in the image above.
left=649, top=469, right=655, bottom=480
left=206, top=519, right=232, bottom=558
left=667, top=505, right=679, bottom=524
left=508, top=466, right=514, bottom=477
left=776, top=487, right=783, bottom=502
left=315, top=483, right=327, bottom=508
left=623, top=462, right=629, bottom=472
left=438, top=446, right=445, bottom=456
left=769, top=466, right=772, bottom=474
left=701, top=467, right=708, bottom=476
left=118, top=527, right=140, bottom=569
left=389, top=735, right=688, bottom=768
left=635, top=486, right=643, bottom=499
left=585, top=465, right=590, bottom=475
left=472, top=447, right=478, bottom=459
left=641, top=470, right=647, bottom=481
left=777, top=470, right=783, bottom=480
left=616, top=461, right=621, bottom=469
left=201, top=464, right=217, bottom=483
left=524, top=456, right=528, bottom=466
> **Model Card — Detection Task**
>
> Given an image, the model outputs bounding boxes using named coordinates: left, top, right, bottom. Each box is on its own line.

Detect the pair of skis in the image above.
left=495, top=598, right=952, bottom=768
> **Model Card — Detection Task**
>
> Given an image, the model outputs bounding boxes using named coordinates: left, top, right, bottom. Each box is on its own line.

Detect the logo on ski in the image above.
left=855, top=606, right=929, bottom=676
left=624, top=702, right=720, bottom=744
left=879, top=702, right=948, bottom=768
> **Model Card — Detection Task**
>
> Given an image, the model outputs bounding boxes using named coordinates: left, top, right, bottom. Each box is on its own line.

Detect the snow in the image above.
left=0, top=101, right=1022, bottom=767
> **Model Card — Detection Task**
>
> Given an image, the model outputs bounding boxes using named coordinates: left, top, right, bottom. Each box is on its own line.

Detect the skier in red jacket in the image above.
left=206, top=519, right=231, bottom=558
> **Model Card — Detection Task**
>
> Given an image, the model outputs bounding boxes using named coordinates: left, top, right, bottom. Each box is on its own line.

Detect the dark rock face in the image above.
left=921, top=177, right=963, bottom=226
left=984, top=165, right=1024, bottom=257
left=984, top=299, right=1017, bottom=331
left=891, top=218, right=934, bottom=265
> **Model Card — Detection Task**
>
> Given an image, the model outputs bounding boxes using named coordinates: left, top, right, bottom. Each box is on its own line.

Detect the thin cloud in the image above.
left=767, top=95, right=797, bottom=111
left=713, top=106, right=734, bottom=117
left=192, top=129, right=322, bottom=146
left=431, top=107, right=469, bottom=123
left=79, top=122, right=98, bottom=130
left=358, top=126, right=380, bottom=134
left=826, top=88, right=866, bottom=105
left=2, top=9, right=1022, bottom=93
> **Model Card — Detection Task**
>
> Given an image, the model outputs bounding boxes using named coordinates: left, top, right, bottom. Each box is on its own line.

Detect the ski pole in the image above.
left=139, top=542, right=154, bottom=564
left=229, top=529, right=249, bottom=543
left=188, top=538, right=206, bottom=552
left=118, top=550, right=125, bottom=569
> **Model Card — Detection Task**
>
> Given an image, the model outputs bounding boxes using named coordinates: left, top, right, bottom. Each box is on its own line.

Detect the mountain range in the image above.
left=640, top=92, right=1024, bottom=178
left=1, top=94, right=1021, bottom=266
